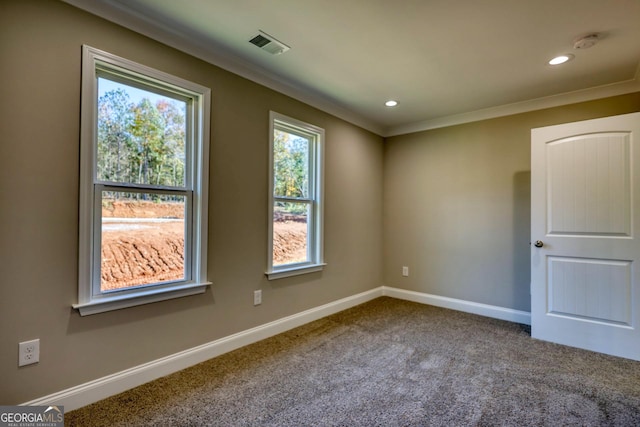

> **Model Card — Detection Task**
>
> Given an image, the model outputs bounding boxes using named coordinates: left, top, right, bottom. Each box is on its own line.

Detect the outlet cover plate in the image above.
left=19, top=339, right=40, bottom=367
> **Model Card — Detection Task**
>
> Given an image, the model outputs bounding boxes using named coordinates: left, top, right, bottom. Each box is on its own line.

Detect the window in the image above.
left=267, top=112, right=325, bottom=279
left=74, top=46, right=211, bottom=315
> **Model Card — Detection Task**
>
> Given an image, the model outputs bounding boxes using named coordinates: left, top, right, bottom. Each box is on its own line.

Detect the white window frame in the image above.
left=74, top=45, right=211, bottom=315
left=267, top=112, right=325, bottom=280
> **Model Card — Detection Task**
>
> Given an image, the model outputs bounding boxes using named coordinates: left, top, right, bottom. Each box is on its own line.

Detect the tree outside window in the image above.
left=267, top=112, right=324, bottom=280
left=75, top=46, right=210, bottom=315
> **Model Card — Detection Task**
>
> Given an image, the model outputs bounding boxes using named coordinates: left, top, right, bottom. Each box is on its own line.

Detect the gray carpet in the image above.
left=65, top=297, right=640, bottom=426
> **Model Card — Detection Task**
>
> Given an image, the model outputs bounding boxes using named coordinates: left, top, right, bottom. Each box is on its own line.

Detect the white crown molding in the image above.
left=63, top=1, right=640, bottom=139
left=384, top=77, right=640, bottom=137
left=62, top=0, right=385, bottom=136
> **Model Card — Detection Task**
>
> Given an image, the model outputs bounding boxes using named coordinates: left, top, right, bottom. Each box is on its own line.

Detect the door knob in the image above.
left=534, top=240, right=544, bottom=248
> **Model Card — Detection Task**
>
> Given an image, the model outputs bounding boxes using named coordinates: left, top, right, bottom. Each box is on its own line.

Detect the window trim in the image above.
left=74, top=45, right=211, bottom=315
left=266, top=111, right=325, bottom=280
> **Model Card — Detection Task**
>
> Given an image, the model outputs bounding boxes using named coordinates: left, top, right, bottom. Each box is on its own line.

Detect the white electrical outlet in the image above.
left=254, top=290, right=262, bottom=306
left=19, top=339, right=40, bottom=367
left=402, top=266, right=409, bottom=277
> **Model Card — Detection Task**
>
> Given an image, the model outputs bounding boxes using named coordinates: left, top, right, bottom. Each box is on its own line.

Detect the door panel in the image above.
left=547, top=256, right=631, bottom=325
left=547, top=133, right=631, bottom=236
left=531, top=112, right=640, bottom=361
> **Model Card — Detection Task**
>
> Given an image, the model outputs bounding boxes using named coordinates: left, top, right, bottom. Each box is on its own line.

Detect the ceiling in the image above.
left=65, top=0, right=640, bottom=136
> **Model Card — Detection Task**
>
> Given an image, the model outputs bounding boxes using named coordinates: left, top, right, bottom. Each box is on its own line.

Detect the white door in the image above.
left=531, top=112, right=640, bottom=361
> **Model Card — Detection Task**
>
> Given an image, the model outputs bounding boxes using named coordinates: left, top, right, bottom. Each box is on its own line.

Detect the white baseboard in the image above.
left=23, top=286, right=530, bottom=411
left=23, top=287, right=383, bottom=411
left=382, top=286, right=531, bottom=325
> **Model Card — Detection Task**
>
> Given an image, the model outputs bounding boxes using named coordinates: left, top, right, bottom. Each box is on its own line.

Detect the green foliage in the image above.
left=97, top=88, right=135, bottom=183
left=97, top=87, right=186, bottom=190
left=275, top=201, right=308, bottom=216
left=273, top=130, right=308, bottom=199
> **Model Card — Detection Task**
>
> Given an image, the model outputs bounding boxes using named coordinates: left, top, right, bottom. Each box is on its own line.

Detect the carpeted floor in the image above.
left=65, top=297, right=640, bottom=426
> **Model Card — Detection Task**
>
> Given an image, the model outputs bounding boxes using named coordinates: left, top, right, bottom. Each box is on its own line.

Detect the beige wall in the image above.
left=384, top=93, right=640, bottom=312
left=0, top=1, right=383, bottom=404
left=2, top=0, right=640, bottom=407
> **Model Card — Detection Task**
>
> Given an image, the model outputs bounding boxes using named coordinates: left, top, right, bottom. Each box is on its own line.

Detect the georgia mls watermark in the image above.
left=0, top=406, right=63, bottom=427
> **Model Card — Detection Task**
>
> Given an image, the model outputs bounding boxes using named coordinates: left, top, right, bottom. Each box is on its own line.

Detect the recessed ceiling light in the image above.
left=548, top=54, right=574, bottom=65
left=385, top=100, right=398, bottom=107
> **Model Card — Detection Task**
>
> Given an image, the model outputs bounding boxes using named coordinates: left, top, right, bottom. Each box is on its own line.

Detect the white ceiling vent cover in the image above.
left=249, top=31, right=290, bottom=55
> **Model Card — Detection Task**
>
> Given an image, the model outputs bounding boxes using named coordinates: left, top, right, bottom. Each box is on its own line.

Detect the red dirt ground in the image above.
left=273, top=221, right=307, bottom=265
left=101, top=201, right=307, bottom=291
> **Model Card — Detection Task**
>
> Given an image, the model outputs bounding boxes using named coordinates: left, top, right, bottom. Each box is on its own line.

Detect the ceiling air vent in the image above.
left=249, top=31, right=290, bottom=55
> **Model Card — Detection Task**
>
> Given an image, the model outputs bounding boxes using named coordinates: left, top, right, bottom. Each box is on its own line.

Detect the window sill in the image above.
left=72, top=282, right=211, bottom=316
left=266, top=263, right=326, bottom=280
